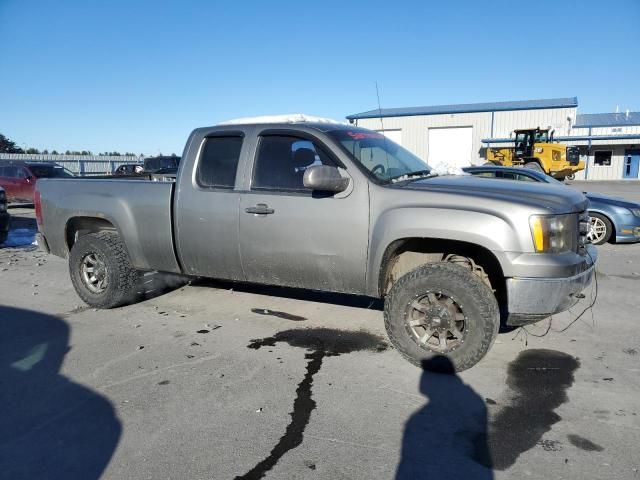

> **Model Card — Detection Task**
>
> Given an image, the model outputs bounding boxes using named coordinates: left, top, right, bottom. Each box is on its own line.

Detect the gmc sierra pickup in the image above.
left=35, top=116, right=596, bottom=370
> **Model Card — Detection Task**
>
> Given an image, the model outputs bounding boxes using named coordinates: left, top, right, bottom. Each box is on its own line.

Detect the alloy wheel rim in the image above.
left=80, top=252, right=108, bottom=294
left=588, top=217, right=607, bottom=243
left=404, top=291, right=467, bottom=353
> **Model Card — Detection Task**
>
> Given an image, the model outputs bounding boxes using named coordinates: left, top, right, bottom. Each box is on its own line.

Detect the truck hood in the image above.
left=391, top=175, right=589, bottom=214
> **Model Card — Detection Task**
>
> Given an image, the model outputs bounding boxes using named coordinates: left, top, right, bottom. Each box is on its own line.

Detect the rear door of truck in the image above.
left=173, top=127, right=252, bottom=280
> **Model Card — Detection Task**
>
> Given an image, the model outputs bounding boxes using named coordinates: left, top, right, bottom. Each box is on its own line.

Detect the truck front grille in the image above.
left=578, top=210, right=590, bottom=252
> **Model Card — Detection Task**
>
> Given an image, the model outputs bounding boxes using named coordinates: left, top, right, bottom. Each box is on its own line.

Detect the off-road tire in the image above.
left=589, top=212, right=613, bottom=245
left=524, top=161, right=544, bottom=173
left=384, top=262, right=499, bottom=372
left=69, top=231, right=141, bottom=308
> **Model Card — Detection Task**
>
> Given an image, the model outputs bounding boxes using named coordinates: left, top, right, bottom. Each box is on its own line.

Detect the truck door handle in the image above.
left=245, top=203, right=275, bottom=215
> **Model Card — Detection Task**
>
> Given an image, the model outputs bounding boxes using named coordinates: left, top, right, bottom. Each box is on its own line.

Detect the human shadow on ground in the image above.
left=396, top=356, right=493, bottom=480
left=0, top=306, right=121, bottom=480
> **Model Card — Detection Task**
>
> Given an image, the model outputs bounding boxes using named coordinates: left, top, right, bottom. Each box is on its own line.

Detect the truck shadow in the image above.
left=191, top=278, right=385, bottom=311
left=396, top=357, right=493, bottom=479
left=0, top=306, right=121, bottom=479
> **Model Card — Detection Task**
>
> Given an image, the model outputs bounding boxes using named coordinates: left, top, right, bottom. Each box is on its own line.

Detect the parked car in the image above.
left=0, top=187, right=9, bottom=244
left=113, top=164, right=144, bottom=176
left=0, top=161, right=73, bottom=203
left=35, top=118, right=596, bottom=371
left=464, top=165, right=640, bottom=245
left=143, top=155, right=180, bottom=173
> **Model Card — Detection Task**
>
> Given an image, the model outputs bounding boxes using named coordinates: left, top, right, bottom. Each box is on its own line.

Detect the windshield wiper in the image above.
left=388, top=169, right=437, bottom=183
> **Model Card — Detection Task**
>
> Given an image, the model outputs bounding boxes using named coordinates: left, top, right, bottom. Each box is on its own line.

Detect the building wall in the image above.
left=572, top=125, right=640, bottom=145
left=573, top=144, right=638, bottom=180
left=354, top=107, right=577, bottom=166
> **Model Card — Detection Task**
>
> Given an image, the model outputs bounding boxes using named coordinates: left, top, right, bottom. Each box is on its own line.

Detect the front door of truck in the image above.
left=174, top=132, right=247, bottom=280
left=238, top=132, right=369, bottom=294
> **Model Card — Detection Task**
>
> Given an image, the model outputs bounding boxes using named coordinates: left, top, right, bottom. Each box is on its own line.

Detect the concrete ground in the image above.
left=1, top=183, right=639, bottom=480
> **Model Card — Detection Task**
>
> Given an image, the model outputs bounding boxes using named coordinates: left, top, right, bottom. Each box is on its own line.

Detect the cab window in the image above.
left=253, top=135, right=336, bottom=192
left=196, top=136, right=244, bottom=189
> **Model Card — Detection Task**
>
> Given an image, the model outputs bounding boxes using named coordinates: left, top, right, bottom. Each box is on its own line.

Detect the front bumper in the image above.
left=614, top=221, right=640, bottom=243
left=506, top=246, right=597, bottom=325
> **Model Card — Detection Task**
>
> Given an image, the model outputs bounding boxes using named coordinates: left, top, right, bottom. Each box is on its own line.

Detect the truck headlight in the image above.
left=535, top=147, right=543, bottom=153
left=529, top=214, right=575, bottom=253
left=630, top=208, right=640, bottom=217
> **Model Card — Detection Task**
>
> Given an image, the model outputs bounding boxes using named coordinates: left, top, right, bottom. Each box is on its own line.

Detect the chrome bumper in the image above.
left=506, top=248, right=597, bottom=324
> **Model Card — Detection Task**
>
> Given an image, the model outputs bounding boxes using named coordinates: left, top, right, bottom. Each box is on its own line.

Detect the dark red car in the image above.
left=0, top=161, right=73, bottom=203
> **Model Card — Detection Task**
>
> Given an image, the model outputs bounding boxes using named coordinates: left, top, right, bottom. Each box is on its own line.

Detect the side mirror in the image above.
left=303, top=165, right=349, bottom=193
left=25, top=176, right=34, bottom=183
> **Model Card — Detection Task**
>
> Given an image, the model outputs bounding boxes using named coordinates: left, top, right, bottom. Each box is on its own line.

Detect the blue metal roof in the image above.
left=482, top=134, right=640, bottom=144
left=574, top=112, right=640, bottom=128
left=346, top=97, right=578, bottom=120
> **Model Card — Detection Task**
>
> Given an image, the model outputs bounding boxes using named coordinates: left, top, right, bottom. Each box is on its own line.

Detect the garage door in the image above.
left=376, top=129, right=402, bottom=146
left=427, top=127, right=473, bottom=169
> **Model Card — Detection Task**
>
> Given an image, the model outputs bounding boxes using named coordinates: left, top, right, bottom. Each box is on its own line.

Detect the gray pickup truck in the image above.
left=36, top=119, right=596, bottom=370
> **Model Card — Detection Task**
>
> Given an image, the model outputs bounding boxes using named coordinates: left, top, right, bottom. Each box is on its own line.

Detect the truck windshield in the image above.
left=328, top=129, right=432, bottom=182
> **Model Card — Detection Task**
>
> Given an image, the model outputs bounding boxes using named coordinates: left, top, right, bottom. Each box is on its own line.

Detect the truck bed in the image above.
left=37, top=178, right=181, bottom=273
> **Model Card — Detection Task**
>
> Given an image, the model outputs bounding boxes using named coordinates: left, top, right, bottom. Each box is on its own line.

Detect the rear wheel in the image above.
left=523, top=162, right=544, bottom=173
left=384, top=263, right=499, bottom=372
left=69, top=231, right=141, bottom=308
left=588, top=213, right=612, bottom=245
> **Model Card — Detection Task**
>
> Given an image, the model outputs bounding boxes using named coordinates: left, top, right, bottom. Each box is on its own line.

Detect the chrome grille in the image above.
left=578, top=210, right=590, bottom=251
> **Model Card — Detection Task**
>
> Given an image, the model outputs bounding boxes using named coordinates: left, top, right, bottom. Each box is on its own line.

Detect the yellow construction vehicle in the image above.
left=486, top=128, right=585, bottom=180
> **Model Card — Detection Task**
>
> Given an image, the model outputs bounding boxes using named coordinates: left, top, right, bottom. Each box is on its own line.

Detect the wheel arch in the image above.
left=376, top=237, right=506, bottom=306
left=65, top=216, right=119, bottom=252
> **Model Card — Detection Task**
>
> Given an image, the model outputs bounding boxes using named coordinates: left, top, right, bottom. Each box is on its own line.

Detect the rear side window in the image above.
left=253, top=135, right=336, bottom=191
left=1, top=166, right=18, bottom=178
left=196, top=136, right=243, bottom=188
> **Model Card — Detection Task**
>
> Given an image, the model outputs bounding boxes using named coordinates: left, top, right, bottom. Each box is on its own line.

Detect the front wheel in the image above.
left=69, top=231, right=142, bottom=308
left=588, top=213, right=612, bottom=245
left=384, top=263, right=499, bottom=372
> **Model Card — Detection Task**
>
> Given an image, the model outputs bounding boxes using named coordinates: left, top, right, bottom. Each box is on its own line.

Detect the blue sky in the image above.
left=1, top=0, right=639, bottom=155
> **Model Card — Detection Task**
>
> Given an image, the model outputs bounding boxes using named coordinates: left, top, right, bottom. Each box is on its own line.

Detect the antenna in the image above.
left=375, top=81, right=385, bottom=132
left=375, top=81, right=390, bottom=168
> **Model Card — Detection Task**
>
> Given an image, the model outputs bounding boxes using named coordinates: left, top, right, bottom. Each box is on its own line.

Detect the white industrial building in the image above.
left=346, top=97, right=640, bottom=180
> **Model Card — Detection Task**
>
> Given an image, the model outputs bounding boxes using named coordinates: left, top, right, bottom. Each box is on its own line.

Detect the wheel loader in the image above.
left=486, top=128, right=585, bottom=180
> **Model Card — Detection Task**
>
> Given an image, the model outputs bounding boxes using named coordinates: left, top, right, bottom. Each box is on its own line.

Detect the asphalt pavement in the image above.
left=1, top=184, right=639, bottom=480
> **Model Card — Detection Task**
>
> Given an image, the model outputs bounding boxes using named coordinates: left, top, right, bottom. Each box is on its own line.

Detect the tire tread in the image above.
left=384, top=262, right=499, bottom=371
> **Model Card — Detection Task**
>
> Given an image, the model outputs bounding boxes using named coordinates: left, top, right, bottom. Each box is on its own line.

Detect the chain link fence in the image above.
left=0, top=154, right=144, bottom=176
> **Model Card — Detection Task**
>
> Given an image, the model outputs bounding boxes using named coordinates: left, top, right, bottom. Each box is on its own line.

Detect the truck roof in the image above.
left=208, top=121, right=359, bottom=135
left=217, top=113, right=346, bottom=126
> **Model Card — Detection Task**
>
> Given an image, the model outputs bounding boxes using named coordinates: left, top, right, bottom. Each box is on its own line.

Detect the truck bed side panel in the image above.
left=38, top=179, right=181, bottom=273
